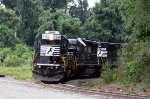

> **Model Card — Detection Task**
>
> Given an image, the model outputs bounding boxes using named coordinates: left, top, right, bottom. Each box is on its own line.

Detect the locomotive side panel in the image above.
left=76, top=39, right=101, bottom=77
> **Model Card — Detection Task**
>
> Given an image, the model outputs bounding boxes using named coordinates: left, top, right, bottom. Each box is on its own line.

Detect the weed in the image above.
left=0, top=66, right=32, bottom=80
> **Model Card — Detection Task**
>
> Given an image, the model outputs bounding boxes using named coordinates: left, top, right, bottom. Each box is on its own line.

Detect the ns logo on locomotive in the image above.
left=32, top=31, right=120, bottom=82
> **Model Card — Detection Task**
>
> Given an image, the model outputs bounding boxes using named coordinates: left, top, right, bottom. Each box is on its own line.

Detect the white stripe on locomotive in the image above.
left=40, top=45, right=60, bottom=56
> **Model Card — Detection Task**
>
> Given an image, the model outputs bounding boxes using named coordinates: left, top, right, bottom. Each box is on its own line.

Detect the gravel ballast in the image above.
left=0, top=78, right=111, bottom=99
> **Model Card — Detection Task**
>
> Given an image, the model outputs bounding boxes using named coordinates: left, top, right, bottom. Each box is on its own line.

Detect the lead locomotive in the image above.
left=32, top=31, right=120, bottom=82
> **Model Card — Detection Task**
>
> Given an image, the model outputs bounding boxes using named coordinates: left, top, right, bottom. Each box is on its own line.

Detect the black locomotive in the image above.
left=32, top=31, right=120, bottom=82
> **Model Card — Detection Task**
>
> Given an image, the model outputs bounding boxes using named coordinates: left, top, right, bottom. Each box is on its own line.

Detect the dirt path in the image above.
left=0, top=78, right=110, bottom=99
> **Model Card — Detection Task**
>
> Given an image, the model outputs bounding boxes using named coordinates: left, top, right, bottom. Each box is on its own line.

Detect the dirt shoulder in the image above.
left=0, top=77, right=110, bottom=99
left=64, top=78, right=150, bottom=97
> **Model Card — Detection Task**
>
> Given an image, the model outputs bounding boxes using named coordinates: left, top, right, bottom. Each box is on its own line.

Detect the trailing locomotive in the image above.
left=32, top=31, right=120, bottom=82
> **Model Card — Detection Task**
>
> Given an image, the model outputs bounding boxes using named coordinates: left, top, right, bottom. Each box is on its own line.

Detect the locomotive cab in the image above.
left=33, top=31, right=64, bottom=81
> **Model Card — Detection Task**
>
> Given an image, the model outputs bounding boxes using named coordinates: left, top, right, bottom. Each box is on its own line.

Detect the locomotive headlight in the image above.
left=49, top=34, right=54, bottom=40
left=56, top=66, right=58, bottom=69
left=38, top=65, right=41, bottom=68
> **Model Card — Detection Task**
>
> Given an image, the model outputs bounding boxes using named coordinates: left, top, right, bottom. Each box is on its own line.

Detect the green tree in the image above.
left=0, top=6, right=19, bottom=30
left=1, top=0, right=17, bottom=9
left=82, top=0, right=128, bottom=42
left=0, top=6, right=19, bottom=48
left=69, top=0, right=90, bottom=24
left=106, top=0, right=150, bottom=85
left=38, top=9, right=81, bottom=36
left=1, top=0, right=21, bottom=15
left=17, top=0, right=44, bottom=46
left=120, top=0, right=150, bottom=41
left=41, top=0, right=74, bottom=12
left=0, top=25, right=15, bottom=48
left=81, top=17, right=99, bottom=40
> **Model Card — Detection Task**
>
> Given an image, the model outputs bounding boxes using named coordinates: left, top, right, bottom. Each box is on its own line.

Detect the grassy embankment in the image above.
left=80, top=41, right=150, bottom=94
left=0, top=65, right=32, bottom=80
left=0, top=44, right=33, bottom=80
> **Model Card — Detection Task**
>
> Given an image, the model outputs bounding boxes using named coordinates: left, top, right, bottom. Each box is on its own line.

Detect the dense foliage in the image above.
left=120, top=0, right=150, bottom=41
left=38, top=9, right=81, bottom=36
left=119, top=41, right=150, bottom=83
left=0, top=44, right=32, bottom=67
left=0, top=6, right=19, bottom=48
left=101, top=0, right=150, bottom=87
left=81, top=0, right=129, bottom=41
left=1, top=0, right=129, bottom=45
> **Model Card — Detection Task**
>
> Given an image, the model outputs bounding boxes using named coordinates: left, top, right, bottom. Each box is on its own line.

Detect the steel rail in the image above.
left=46, top=84, right=150, bottom=99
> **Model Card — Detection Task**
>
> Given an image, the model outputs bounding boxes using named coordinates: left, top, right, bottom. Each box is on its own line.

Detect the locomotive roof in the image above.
left=99, top=42, right=122, bottom=45
left=82, top=38, right=98, bottom=44
left=45, top=31, right=60, bottom=34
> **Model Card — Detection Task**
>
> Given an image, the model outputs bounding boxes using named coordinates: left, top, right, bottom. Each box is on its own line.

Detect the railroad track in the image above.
left=46, top=84, right=150, bottom=99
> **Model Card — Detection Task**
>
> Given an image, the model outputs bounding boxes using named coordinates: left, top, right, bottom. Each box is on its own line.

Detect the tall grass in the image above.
left=0, top=66, right=32, bottom=80
left=0, top=44, right=33, bottom=80
left=101, top=40, right=150, bottom=88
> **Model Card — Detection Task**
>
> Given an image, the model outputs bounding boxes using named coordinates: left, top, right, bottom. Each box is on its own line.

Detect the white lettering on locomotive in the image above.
left=97, top=47, right=107, bottom=57
left=40, top=45, right=60, bottom=56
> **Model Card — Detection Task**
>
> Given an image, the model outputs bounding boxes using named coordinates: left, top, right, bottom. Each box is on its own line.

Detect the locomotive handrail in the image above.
left=73, top=55, right=77, bottom=70
left=60, top=54, right=67, bottom=72
left=32, top=52, right=38, bottom=67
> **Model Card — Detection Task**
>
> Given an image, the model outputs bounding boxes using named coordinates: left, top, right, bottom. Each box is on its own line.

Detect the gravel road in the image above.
left=0, top=77, right=110, bottom=99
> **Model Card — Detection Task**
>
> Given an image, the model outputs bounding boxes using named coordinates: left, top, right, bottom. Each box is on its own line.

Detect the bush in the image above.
left=0, top=48, right=12, bottom=58
left=5, top=55, right=24, bottom=67
left=100, top=58, right=120, bottom=84
left=101, top=68, right=119, bottom=84
left=0, top=44, right=32, bottom=67
left=0, top=25, right=16, bottom=48
left=13, top=44, right=31, bottom=57
left=0, top=66, right=32, bottom=80
left=117, top=40, right=150, bottom=84
left=101, top=40, right=150, bottom=86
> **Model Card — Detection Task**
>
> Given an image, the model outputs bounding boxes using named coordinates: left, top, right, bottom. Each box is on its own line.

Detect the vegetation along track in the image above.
left=44, top=83, right=150, bottom=99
